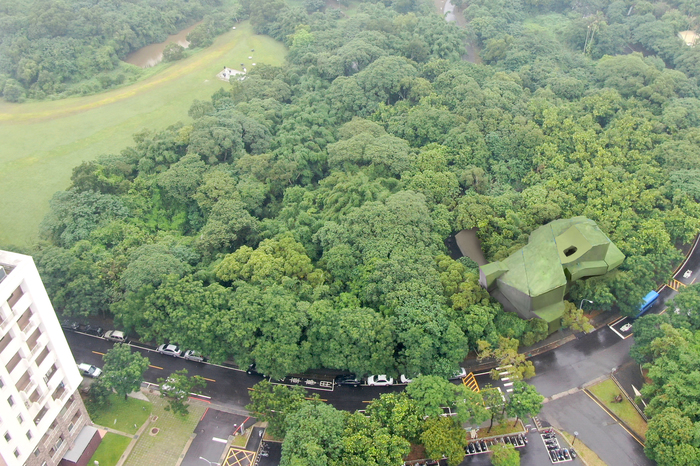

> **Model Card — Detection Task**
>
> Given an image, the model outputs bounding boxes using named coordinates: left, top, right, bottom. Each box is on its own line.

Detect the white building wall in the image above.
left=0, top=251, right=84, bottom=466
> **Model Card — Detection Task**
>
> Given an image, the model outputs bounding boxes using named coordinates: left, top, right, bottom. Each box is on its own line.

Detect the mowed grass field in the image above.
left=0, top=21, right=287, bottom=247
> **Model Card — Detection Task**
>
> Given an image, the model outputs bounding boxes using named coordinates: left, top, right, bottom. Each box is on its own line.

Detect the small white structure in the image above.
left=217, top=66, right=245, bottom=82
left=678, top=30, right=698, bottom=47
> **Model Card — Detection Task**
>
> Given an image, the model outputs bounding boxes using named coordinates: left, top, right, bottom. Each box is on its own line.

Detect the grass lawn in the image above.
left=475, top=420, right=524, bottom=438
left=588, top=379, right=648, bottom=439
left=123, top=393, right=207, bottom=466
left=0, top=21, right=287, bottom=248
left=88, top=432, right=132, bottom=466
left=90, top=394, right=152, bottom=435
left=560, top=430, right=607, bottom=466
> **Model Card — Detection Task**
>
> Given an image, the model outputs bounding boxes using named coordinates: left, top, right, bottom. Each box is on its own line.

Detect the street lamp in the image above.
left=573, top=431, right=579, bottom=446
left=199, top=457, right=220, bottom=466
left=579, top=299, right=593, bottom=310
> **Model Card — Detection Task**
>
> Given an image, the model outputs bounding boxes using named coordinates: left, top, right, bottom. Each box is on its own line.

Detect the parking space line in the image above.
left=608, top=325, right=627, bottom=340
left=202, top=377, right=216, bottom=382
left=503, top=382, right=513, bottom=387
left=148, top=365, right=163, bottom=370
left=91, top=351, right=105, bottom=355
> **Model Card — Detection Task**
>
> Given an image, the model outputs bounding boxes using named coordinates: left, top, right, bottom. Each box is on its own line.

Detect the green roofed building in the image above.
left=479, top=217, right=625, bottom=332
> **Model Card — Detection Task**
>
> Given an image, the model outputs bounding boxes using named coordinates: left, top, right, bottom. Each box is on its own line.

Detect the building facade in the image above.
left=0, top=251, right=90, bottom=466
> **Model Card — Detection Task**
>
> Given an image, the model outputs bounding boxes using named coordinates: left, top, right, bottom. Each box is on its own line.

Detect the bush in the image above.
left=163, top=43, right=186, bottom=62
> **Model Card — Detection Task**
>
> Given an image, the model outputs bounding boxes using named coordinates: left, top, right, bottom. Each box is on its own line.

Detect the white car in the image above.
left=399, top=374, right=414, bottom=384
left=183, top=350, right=205, bottom=362
left=77, top=363, right=102, bottom=378
left=684, top=269, right=693, bottom=278
left=103, top=330, right=128, bottom=343
left=367, top=375, right=394, bottom=386
left=449, top=367, right=468, bottom=380
left=620, top=323, right=633, bottom=332
left=157, top=344, right=182, bottom=357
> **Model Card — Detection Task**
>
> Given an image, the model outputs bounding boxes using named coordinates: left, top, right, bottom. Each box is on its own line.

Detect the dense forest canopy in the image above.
left=0, top=0, right=239, bottom=101
left=25, top=0, right=700, bottom=384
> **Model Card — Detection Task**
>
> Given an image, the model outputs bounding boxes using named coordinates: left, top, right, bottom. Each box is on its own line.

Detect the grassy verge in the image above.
left=475, top=420, right=524, bottom=438
left=88, top=432, right=132, bottom=466
left=123, top=393, right=208, bottom=466
left=560, top=430, right=607, bottom=466
left=90, top=394, right=152, bottom=435
left=588, top=379, right=648, bottom=439
left=0, top=21, right=287, bottom=247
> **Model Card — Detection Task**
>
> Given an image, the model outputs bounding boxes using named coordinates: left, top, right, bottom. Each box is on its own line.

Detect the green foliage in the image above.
left=405, top=375, right=488, bottom=425
left=490, top=442, right=520, bottom=466
left=505, top=381, right=544, bottom=425
left=0, top=0, right=238, bottom=100
left=102, top=344, right=150, bottom=401
left=420, top=416, right=467, bottom=466
left=163, top=43, right=186, bottom=62
left=157, top=369, right=206, bottom=416
left=84, top=378, right=112, bottom=415
left=246, top=380, right=317, bottom=439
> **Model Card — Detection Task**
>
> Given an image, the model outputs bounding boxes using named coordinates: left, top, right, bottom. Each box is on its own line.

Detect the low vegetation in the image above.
left=588, top=379, right=648, bottom=439
left=88, top=432, right=132, bottom=466
left=90, top=394, right=152, bottom=435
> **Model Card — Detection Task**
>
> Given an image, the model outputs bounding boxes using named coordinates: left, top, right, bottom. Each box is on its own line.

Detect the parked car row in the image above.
left=465, top=434, right=528, bottom=455
left=61, top=321, right=206, bottom=363
left=540, top=429, right=576, bottom=463
left=327, top=368, right=469, bottom=387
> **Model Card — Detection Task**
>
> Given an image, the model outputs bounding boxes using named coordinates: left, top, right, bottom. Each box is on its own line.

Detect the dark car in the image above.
left=520, top=434, right=528, bottom=444
left=60, top=320, right=81, bottom=331
left=82, top=325, right=103, bottom=337
left=542, top=433, right=555, bottom=439
left=562, top=449, right=570, bottom=460
left=335, top=375, right=361, bottom=387
left=556, top=449, right=564, bottom=461
left=515, top=436, right=523, bottom=446
left=547, top=444, right=558, bottom=450
left=505, top=436, right=512, bottom=445
left=569, top=448, right=577, bottom=459
left=550, top=450, right=558, bottom=462
left=467, top=443, right=475, bottom=454
left=474, top=441, right=481, bottom=452
left=479, top=440, right=487, bottom=451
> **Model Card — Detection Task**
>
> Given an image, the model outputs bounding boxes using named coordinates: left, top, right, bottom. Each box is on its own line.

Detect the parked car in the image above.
left=684, top=269, right=693, bottom=278
left=479, top=440, right=487, bottom=451
left=366, top=375, right=394, bottom=386
left=160, top=377, right=185, bottom=397
left=83, top=325, right=104, bottom=337
left=183, top=350, right=205, bottom=362
left=562, top=448, right=570, bottom=460
left=549, top=450, right=558, bottom=462
left=467, top=443, right=475, bottom=454
left=474, top=441, right=481, bottom=452
left=77, top=363, right=102, bottom=378
left=103, top=330, right=127, bottom=343
left=335, top=375, right=361, bottom=387
left=60, top=320, right=81, bottom=331
left=450, top=367, right=468, bottom=379
left=157, top=344, right=181, bottom=357
left=400, top=374, right=420, bottom=384
left=569, top=448, right=577, bottom=459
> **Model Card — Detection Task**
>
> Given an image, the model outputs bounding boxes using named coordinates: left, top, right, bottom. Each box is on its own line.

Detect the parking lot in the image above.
left=609, top=316, right=634, bottom=340
left=181, top=409, right=251, bottom=466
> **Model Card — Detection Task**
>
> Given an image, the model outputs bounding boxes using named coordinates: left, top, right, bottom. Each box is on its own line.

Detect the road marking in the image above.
left=202, top=377, right=216, bottom=382
left=507, top=389, right=513, bottom=393
left=503, top=382, right=513, bottom=387
left=474, top=371, right=491, bottom=376
left=149, top=365, right=163, bottom=370
left=91, top=351, right=105, bottom=355
left=212, top=437, right=228, bottom=443
left=501, top=377, right=511, bottom=381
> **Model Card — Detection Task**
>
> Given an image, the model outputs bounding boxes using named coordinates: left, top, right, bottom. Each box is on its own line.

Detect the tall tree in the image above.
left=102, top=344, right=150, bottom=401
left=246, top=380, right=318, bottom=439
left=420, top=416, right=467, bottom=466
left=505, top=381, right=544, bottom=426
left=490, top=443, right=520, bottom=466
left=157, top=369, right=206, bottom=416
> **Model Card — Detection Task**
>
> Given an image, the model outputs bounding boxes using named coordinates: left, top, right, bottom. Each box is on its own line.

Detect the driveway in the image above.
left=540, top=391, right=653, bottom=466
left=180, top=409, right=251, bottom=466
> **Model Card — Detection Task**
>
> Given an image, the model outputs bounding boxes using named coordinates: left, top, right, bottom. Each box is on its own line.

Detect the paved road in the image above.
left=540, top=392, right=654, bottom=466
left=182, top=410, right=249, bottom=466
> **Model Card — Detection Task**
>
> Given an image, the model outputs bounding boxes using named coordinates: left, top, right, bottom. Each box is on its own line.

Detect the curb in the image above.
left=583, top=388, right=646, bottom=446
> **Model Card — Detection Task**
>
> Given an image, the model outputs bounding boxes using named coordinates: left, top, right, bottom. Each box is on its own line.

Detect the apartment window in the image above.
left=4, top=431, right=11, bottom=442
left=0, top=376, right=4, bottom=388
left=7, top=395, right=14, bottom=407
left=33, top=406, right=48, bottom=426
left=17, top=414, right=23, bottom=424
left=33, top=447, right=40, bottom=457
left=25, top=430, right=32, bottom=440
left=13, top=448, right=19, bottom=458
left=54, top=435, right=64, bottom=451
left=44, top=364, right=57, bottom=384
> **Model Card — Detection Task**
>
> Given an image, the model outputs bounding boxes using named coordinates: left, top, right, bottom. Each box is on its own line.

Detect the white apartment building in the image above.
left=0, top=250, right=90, bottom=466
